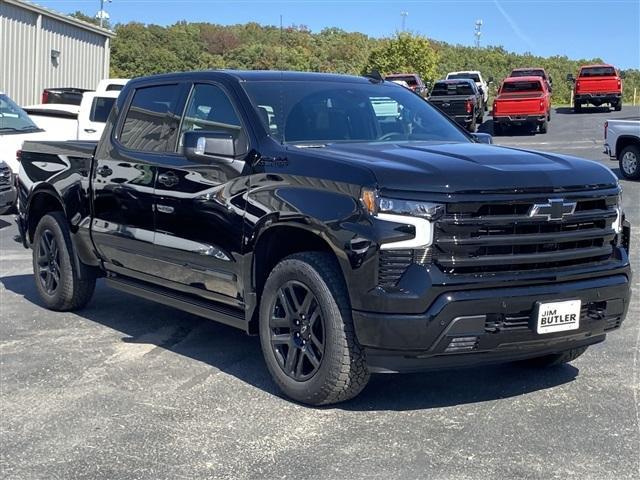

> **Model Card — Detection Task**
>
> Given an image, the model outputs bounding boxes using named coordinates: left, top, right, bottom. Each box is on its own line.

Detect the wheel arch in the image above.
left=247, top=223, right=349, bottom=334
left=616, top=135, right=640, bottom=158
left=25, top=186, right=94, bottom=280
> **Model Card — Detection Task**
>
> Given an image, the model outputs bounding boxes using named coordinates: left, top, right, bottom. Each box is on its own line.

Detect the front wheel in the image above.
left=259, top=252, right=369, bottom=405
left=518, top=346, right=588, bottom=368
left=614, top=102, right=622, bottom=112
left=619, top=145, right=640, bottom=179
left=32, top=212, right=96, bottom=311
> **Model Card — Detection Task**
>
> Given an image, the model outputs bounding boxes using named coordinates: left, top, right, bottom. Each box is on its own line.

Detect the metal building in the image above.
left=0, top=0, right=114, bottom=105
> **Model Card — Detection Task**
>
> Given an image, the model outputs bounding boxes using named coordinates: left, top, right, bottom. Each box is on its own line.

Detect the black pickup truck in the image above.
left=16, top=71, right=632, bottom=405
left=428, top=79, right=484, bottom=132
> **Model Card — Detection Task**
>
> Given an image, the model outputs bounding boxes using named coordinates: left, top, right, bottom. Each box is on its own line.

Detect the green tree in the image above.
left=69, top=10, right=110, bottom=30
left=364, top=32, right=440, bottom=84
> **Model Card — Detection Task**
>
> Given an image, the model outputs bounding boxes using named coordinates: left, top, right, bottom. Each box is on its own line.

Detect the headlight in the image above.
left=361, top=187, right=443, bottom=249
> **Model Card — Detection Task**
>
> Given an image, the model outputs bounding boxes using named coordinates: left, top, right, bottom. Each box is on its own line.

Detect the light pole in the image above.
left=96, top=0, right=112, bottom=28
left=400, top=11, right=408, bottom=32
left=474, top=19, right=483, bottom=48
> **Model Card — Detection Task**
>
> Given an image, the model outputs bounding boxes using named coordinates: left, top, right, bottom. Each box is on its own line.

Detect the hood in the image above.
left=309, top=142, right=618, bottom=194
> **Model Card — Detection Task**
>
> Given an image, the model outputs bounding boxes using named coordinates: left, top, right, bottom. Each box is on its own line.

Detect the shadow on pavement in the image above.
left=1, top=273, right=579, bottom=412
left=478, top=119, right=538, bottom=138
left=555, top=106, right=614, bottom=115
left=0, top=218, right=11, bottom=229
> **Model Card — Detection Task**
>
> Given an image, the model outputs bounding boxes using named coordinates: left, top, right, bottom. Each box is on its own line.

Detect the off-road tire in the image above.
left=519, top=346, right=588, bottom=368
left=493, top=122, right=503, bottom=136
left=32, top=212, right=96, bottom=311
left=259, top=252, right=369, bottom=405
left=574, top=100, right=582, bottom=113
left=614, top=102, right=622, bottom=112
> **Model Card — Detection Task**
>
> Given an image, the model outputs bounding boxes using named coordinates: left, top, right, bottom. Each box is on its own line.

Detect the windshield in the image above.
left=242, top=80, right=470, bottom=145
left=448, top=73, right=481, bottom=82
left=502, top=81, right=542, bottom=93
left=0, top=94, right=41, bottom=133
left=580, top=66, right=616, bottom=77
left=511, top=69, right=545, bottom=78
left=431, top=81, right=475, bottom=96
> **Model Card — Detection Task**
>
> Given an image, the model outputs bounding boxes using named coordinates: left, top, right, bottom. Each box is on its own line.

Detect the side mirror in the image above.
left=488, top=76, right=494, bottom=84
left=183, top=130, right=236, bottom=163
left=471, top=132, right=493, bottom=144
left=566, top=73, right=575, bottom=82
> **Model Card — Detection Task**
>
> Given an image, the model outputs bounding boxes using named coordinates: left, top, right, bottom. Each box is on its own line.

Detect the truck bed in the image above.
left=21, top=140, right=97, bottom=159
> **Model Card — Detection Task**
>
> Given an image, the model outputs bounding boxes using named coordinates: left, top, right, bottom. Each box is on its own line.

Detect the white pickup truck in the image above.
left=446, top=70, right=490, bottom=110
left=604, top=117, right=640, bottom=179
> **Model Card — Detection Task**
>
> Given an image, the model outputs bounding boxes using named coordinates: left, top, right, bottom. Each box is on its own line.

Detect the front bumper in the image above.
left=354, top=273, right=631, bottom=372
left=493, top=114, right=546, bottom=125
left=0, top=185, right=17, bottom=214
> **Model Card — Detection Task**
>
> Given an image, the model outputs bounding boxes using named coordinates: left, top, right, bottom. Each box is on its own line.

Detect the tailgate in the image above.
left=494, top=94, right=544, bottom=116
left=577, top=77, right=619, bottom=94
left=429, top=97, right=470, bottom=116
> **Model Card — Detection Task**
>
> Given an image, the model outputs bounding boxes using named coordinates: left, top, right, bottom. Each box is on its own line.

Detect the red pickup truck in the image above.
left=492, top=76, right=551, bottom=135
left=570, top=64, right=622, bottom=112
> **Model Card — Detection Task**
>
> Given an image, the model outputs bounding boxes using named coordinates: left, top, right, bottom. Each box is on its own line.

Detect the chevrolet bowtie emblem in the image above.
left=528, top=199, right=577, bottom=221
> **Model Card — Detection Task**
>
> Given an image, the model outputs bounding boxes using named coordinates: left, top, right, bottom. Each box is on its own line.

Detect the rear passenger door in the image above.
left=152, top=82, right=251, bottom=307
left=92, top=82, right=189, bottom=277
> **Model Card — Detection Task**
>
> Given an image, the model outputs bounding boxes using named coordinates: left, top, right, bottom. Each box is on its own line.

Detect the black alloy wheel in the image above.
left=36, top=229, right=61, bottom=295
left=269, top=280, right=325, bottom=381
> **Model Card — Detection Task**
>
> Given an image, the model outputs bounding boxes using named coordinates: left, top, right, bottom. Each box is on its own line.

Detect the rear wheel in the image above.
left=259, top=252, right=369, bottom=405
left=493, top=122, right=503, bottom=136
left=619, top=145, right=640, bottom=179
left=32, top=212, right=96, bottom=311
left=614, top=101, right=622, bottom=112
left=573, top=100, right=582, bottom=113
left=519, top=346, right=588, bottom=368
left=539, top=119, right=548, bottom=134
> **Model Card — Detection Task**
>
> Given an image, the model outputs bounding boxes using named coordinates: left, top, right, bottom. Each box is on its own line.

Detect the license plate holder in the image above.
left=534, top=300, right=581, bottom=334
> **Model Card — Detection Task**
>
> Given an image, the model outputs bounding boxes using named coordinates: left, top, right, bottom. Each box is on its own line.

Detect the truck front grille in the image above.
left=0, top=167, right=12, bottom=187
left=433, top=193, right=619, bottom=275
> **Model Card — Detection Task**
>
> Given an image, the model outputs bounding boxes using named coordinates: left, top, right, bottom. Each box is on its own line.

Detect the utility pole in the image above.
left=474, top=19, right=483, bottom=48
left=96, top=0, right=112, bottom=28
left=400, top=11, right=408, bottom=32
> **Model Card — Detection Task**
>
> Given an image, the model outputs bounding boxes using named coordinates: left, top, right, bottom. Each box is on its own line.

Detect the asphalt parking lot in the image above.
left=1, top=106, right=639, bottom=480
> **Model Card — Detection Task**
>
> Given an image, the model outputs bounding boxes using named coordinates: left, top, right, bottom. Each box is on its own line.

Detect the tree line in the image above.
left=70, top=13, right=640, bottom=105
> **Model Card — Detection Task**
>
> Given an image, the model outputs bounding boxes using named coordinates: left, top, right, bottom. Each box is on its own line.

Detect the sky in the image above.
left=33, top=0, right=640, bottom=69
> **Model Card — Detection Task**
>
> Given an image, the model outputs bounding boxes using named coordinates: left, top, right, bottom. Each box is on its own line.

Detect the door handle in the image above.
left=158, top=171, right=179, bottom=188
left=96, top=165, right=112, bottom=177
left=84, top=128, right=97, bottom=133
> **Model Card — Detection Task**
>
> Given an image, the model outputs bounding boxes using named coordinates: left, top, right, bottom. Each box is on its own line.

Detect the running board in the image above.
left=106, top=276, right=247, bottom=331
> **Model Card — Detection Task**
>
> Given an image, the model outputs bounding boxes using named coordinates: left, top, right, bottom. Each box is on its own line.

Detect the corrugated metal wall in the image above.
left=0, top=0, right=110, bottom=106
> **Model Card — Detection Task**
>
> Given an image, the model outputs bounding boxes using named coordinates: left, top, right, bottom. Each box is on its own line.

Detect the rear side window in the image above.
left=90, top=97, right=116, bottom=123
left=502, top=81, right=542, bottom=93
left=431, top=82, right=475, bottom=96
left=119, top=84, right=182, bottom=152
left=580, top=67, right=616, bottom=77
